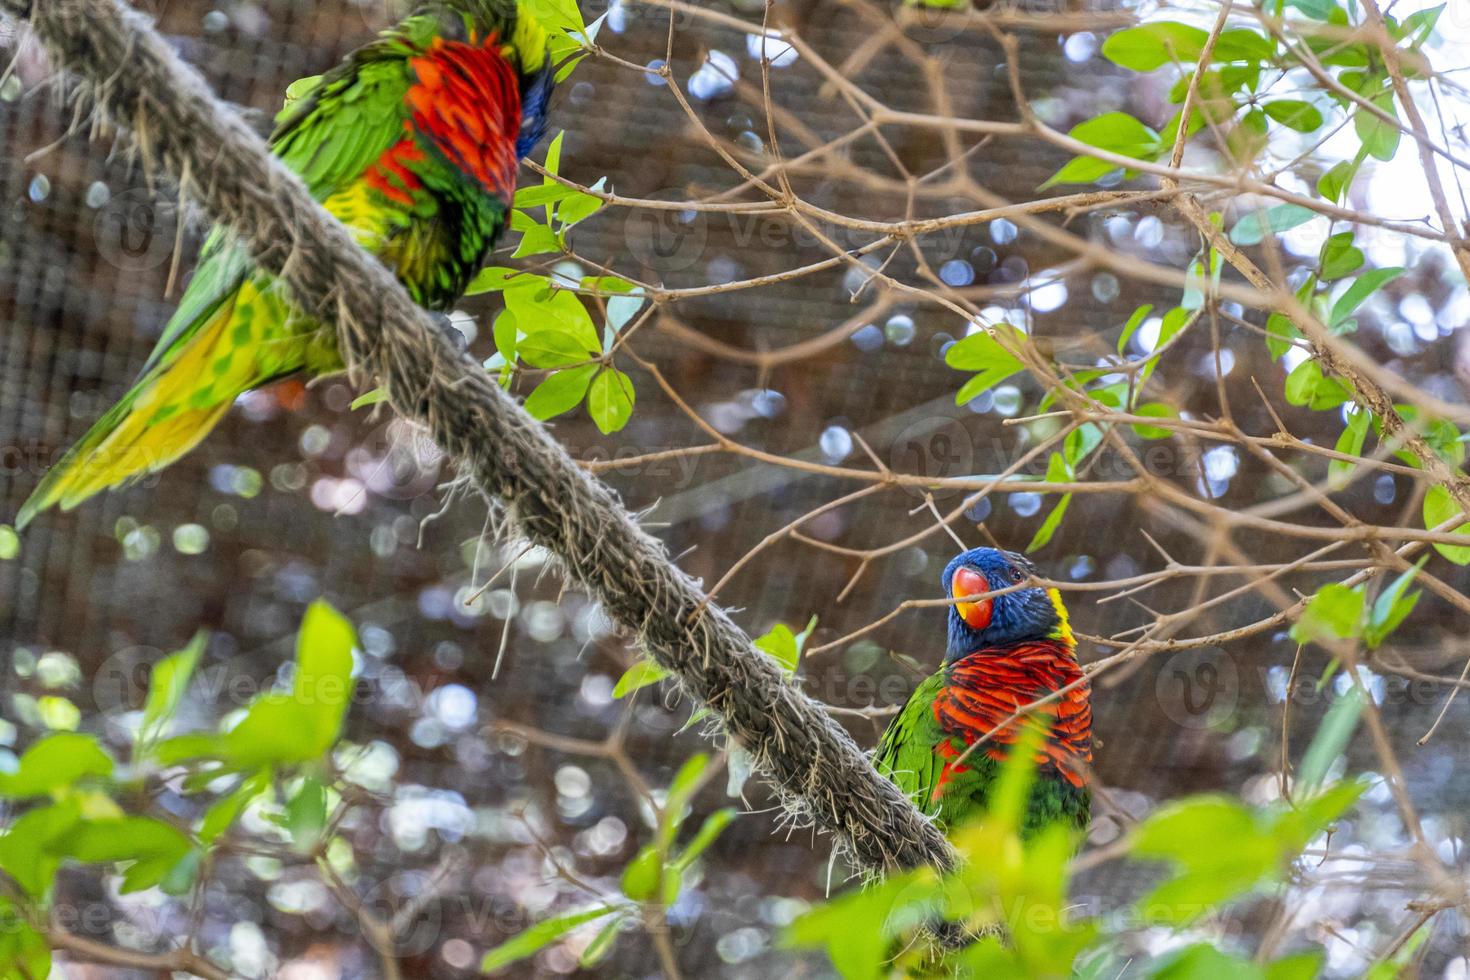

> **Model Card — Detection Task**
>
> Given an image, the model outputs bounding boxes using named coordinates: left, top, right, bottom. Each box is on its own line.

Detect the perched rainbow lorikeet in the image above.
left=876, top=547, right=1093, bottom=839
left=17, top=0, right=558, bottom=527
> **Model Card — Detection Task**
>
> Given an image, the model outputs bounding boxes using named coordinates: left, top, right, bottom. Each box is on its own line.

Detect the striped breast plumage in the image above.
left=404, top=36, right=522, bottom=201
left=932, top=640, right=1093, bottom=788
left=341, top=35, right=524, bottom=309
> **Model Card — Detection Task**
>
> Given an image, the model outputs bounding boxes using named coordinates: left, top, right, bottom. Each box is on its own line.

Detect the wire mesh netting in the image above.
left=3, top=0, right=1470, bottom=975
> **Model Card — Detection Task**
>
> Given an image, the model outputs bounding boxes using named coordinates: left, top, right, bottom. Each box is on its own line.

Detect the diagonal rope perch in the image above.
left=8, top=0, right=954, bottom=872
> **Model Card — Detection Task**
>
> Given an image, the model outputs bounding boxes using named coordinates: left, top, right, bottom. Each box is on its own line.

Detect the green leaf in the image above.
left=661, top=754, right=709, bottom=848
left=349, top=388, right=388, bottom=409
left=465, top=266, right=537, bottom=296
left=1151, top=944, right=1265, bottom=980
left=1213, top=29, right=1274, bottom=62
left=1364, top=559, right=1425, bottom=648
left=138, top=632, right=205, bottom=754
left=1133, top=796, right=1259, bottom=861
left=784, top=874, right=917, bottom=980
left=947, top=326, right=1025, bottom=402
left=1317, top=159, right=1356, bottom=202
left=1263, top=100, right=1324, bottom=132
left=554, top=54, right=586, bottom=83
left=199, top=770, right=270, bottom=844
left=0, top=733, right=114, bottom=799
left=1064, top=425, right=1102, bottom=470
left=0, top=801, right=79, bottom=896
left=612, top=658, right=670, bottom=698
left=1044, top=113, right=1162, bottom=187
left=579, top=917, right=621, bottom=967
left=1131, top=795, right=1279, bottom=921
left=754, top=616, right=817, bottom=675
left=286, top=777, right=328, bottom=851
left=1132, top=402, right=1177, bottom=439
left=156, top=603, right=355, bottom=770
left=671, top=808, right=736, bottom=873
left=1286, top=0, right=1337, bottom=18
left=293, top=600, right=356, bottom=757
left=1389, top=406, right=1464, bottom=468
left=541, top=130, right=566, bottom=178
left=1319, top=232, right=1364, bottom=281
left=1158, top=105, right=1207, bottom=148
left=0, top=899, right=50, bottom=980
left=1265, top=951, right=1326, bottom=980
left=1297, top=684, right=1364, bottom=792
left=58, top=816, right=193, bottom=893
left=505, top=285, right=601, bottom=353
left=481, top=905, right=617, bottom=973
left=557, top=191, right=604, bottom=227
left=1283, top=359, right=1351, bottom=410
left=1026, top=493, right=1072, bottom=552
left=519, top=330, right=595, bottom=368
left=1330, top=267, right=1403, bottom=327
left=1024, top=453, right=1073, bottom=553
left=512, top=223, right=561, bottom=258
left=1422, top=484, right=1470, bottom=564
left=524, top=364, right=598, bottom=421
left=1100, top=23, right=1209, bottom=71
left=1266, top=313, right=1301, bottom=360
left=1354, top=92, right=1401, bottom=161
left=1044, top=155, right=1123, bottom=187
left=621, top=845, right=663, bottom=901
left=1399, top=4, right=1444, bottom=46
left=605, top=287, right=647, bottom=338
left=587, top=369, right=635, bottom=434
left=1329, top=408, right=1370, bottom=488
left=1228, top=204, right=1319, bottom=246
left=1117, top=304, right=1153, bottom=354
left=1290, top=583, right=1365, bottom=644
left=513, top=183, right=577, bottom=209
left=522, top=1, right=588, bottom=51
left=1228, top=107, right=1270, bottom=160
left=581, top=275, right=638, bottom=294
left=492, top=308, right=519, bottom=368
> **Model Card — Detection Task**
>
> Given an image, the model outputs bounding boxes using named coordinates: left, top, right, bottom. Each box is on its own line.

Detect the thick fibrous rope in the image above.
left=10, top=0, right=954, bottom=872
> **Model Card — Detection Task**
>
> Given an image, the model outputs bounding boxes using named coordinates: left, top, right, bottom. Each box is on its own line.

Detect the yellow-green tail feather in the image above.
left=17, top=306, right=245, bottom=528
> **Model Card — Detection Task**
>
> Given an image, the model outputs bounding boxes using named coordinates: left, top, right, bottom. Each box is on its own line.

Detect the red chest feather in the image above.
left=404, top=38, right=522, bottom=197
left=932, top=641, right=1092, bottom=788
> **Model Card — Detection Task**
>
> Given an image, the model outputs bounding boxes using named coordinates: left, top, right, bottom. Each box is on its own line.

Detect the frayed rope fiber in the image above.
left=9, top=0, right=954, bottom=873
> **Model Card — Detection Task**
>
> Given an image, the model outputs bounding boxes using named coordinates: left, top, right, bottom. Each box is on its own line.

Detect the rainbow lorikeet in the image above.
left=17, top=0, right=558, bottom=527
left=876, top=547, right=1093, bottom=839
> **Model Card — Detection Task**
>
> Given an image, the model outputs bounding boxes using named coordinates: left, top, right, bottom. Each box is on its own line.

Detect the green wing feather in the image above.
left=270, top=49, right=415, bottom=198
left=874, top=673, right=949, bottom=819
left=141, top=47, right=415, bottom=374
left=16, top=40, right=419, bottom=526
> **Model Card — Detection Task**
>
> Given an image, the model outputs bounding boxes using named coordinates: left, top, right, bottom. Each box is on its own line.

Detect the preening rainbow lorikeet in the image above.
left=876, top=548, right=1092, bottom=839
left=17, top=0, right=558, bottom=527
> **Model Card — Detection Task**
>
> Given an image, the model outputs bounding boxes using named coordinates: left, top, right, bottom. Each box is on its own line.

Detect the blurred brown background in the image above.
left=2, top=0, right=1468, bottom=974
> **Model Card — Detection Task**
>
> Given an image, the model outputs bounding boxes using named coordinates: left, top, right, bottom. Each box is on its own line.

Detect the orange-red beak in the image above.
left=952, top=566, right=993, bottom=631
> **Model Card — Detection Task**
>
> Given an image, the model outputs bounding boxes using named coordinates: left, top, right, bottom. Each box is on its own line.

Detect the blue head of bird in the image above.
left=941, top=547, right=1073, bottom=660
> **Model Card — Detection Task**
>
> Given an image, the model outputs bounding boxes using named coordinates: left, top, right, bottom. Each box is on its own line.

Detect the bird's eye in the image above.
left=1011, top=567, right=1025, bottom=583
